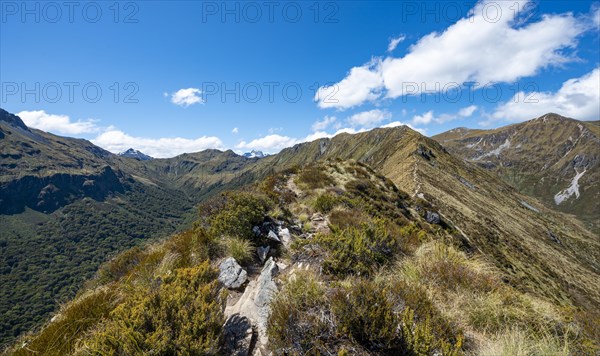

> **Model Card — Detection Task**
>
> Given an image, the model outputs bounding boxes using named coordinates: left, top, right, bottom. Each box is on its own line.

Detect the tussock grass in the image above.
left=221, top=236, right=254, bottom=265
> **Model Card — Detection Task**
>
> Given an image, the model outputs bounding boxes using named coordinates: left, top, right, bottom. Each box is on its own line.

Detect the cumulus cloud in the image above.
left=347, top=109, right=391, bottom=127
left=17, top=110, right=99, bottom=135
left=411, top=106, right=479, bottom=126
left=381, top=121, right=427, bottom=135
left=458, top=105, right=478, bottom=117
left=236, top=134, right=299, bottom=152
left=92, top=129, right=223, bottom=158
left=315, top=0, right=591, bottom=109
left=490, top=67, right=600, bottom=123
left=387, top=34, right=406, bottom=52
left=311, top=115, right=338, bottom=132
left=170, top=88, right=203, bottom=107
left=232, top=127, right=239, bottom=134
left=314, top=59, right=383, bottom=110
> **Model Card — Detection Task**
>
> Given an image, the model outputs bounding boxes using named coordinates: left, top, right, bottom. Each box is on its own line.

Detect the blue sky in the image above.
left=1, top=0, right=599, bottom=157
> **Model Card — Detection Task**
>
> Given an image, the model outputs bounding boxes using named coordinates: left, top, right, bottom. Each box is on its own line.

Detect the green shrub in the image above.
left=79, top=261, right=225, bottom=355
left=316, top=218, right=398, bottom=277
left=297, top=165, right=334, bottom=189
left=331, top=279, right=400, bottom=351
left=312, top=193, right=340, bottom=213
left=207, top=192, right=270, bottom=240
left=268, top=272, right=336, bottom=354
left=328, top=208, right=368, bottom=230
left=13, top=288, right=119, bottom=356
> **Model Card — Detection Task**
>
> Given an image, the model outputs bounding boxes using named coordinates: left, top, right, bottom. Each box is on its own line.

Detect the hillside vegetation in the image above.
left=9, top=161, right=598, bottom=355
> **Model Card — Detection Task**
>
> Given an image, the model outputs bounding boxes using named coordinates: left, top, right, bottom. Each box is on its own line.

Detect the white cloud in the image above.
left=232, top=127, right=239, bottom=134
left=387, top=34, right=406, bottom=52
left=315, top=0, right=591, bottom=109
left=411, top=111, right=434, bottom=125
left=411, top=106, right=478, bottom=126
left=92, top=129, right=223, bottom=158
left=312, top=115, right=338, bottom=132
left=170, top=88, right=203, bottom=107
left=347, top=109, right=391, bottom=127
left=236, top=134, right=298, bottom=152
left=17, top=110, right=99, bottom=135
left=381, top=121, right=427, bottom=135
left=314, top=59, right=383, bottom=110
left=458, top=105, right=477, bottom=117
left=491, top=67, right=600, bottom=122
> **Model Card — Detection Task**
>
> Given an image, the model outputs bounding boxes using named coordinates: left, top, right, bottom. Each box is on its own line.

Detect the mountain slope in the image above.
left=2, top=108, right=599, bottom=348
left=433, top=113, right=600, bottom=233
left=252, top=127, right=600, bottom=311
left=11, top=161, right=597, bottom=355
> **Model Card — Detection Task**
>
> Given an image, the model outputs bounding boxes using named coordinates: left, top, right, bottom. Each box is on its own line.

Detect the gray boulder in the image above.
left=257, top=246, right=270, bottom=263
left=425, top=211, right=441, bottom=224
left=255, top=257, right=279, bottom=343
left=267, top=230, right=280, bottom=242
left=219, top=257, right=248, bottom=289
left=222, top=314, right=254, bottom=356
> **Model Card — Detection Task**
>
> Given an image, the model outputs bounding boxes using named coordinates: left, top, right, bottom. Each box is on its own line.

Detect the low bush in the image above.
left=312, top=193, right=340, bottom=213
left=328, top=208, right=368, bottom=230
left=13, top=288, right=119, bottom=356
left=78, top=261, right=225, bottom=355
left=268, top=273, right=337, bottom=354
left=316, top=218, right=399, bottom=277
left=206, top=192, right=271, bottom=240
left=332, top=279, right=400, bottom=351
left=411, top=242, right=500, bottom=293
left=297, top=165, right=334, bottom=189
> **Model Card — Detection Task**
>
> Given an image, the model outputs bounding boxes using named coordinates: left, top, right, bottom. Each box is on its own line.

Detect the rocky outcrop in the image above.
left=219, top=257, right=248, bottom=289
left=225, top=257, right=279, bottom=354
left=257, top=246, right=270, bottom=263
left=222, top=314, right=255, bottom=356
left=425, top=211, right=441, bottom=224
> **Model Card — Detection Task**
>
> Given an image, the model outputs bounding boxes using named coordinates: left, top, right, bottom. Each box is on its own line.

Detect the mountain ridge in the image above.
left=433, top=113, right=600, bottom=233
left=1, top=108, right=599, bottom=347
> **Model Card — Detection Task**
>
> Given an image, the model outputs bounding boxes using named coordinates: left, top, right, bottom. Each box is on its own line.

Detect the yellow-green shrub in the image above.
left=206, top=192, right=270, bottom=240
left=268, top=273, right=336, bottom=354
left=13, top=288, right=119, bottom=356
left=78, top=261, right=225, bottom=355
left=316, top=218, right=399, bottom=277
left=297, top=165, right=334, bottom=189
left=312, top=193, right=340, bottom=213
left=331, top=279, right=400, bottom=351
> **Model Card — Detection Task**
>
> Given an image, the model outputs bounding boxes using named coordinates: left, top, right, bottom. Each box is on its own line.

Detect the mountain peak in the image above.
left=0, top=108, right=29, bottom=131
left=243, top=150, right=267, bottom=158
left=119, top=148, right=153, bottom=160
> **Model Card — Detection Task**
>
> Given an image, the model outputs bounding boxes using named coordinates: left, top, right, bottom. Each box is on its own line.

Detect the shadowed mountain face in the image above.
left=433, top=113, right=600, bottom=233
left=1, top=108, right=599, bottom=346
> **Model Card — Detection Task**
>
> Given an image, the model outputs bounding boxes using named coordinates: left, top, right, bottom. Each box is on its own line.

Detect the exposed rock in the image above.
left=278, top=227, right=291, bottom=246
left=222, top=314, right=254, bottom=356
left=224, top=257, right=279, bottom=353
left=252, top=226, right=261, bottom=236
left=219, top=257, right=248, bottom=289
left=547, top=230, right=561, bottom=244
left=257, top=246, right=270, bottom=263
left=267, top=230, right=280, bottom=242
left=425, top=211, right=441, bottom=224
left=520, top=201, right=540, bottom=213
left=458, top=176, right=476, bottom=190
